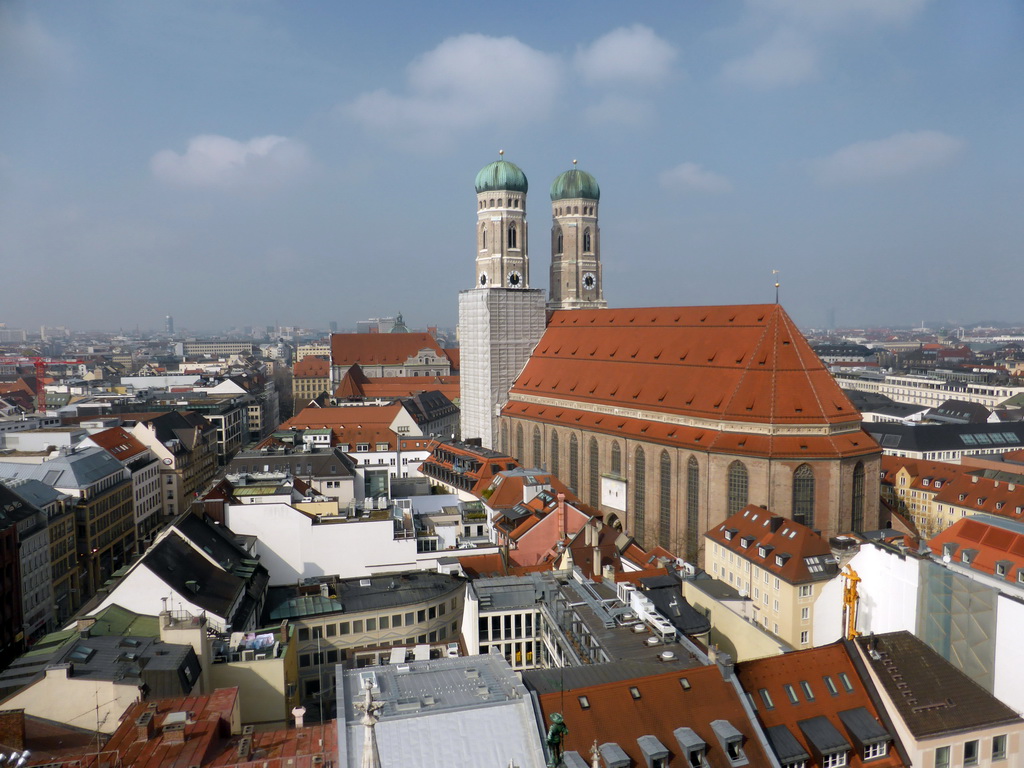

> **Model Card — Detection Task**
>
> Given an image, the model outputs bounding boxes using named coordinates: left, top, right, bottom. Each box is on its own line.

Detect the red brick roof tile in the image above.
left=508, top=304, right=860, bottom=429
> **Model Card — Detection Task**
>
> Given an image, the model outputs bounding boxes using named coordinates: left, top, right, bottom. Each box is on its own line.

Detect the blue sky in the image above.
left=2, top=0, right=1021, bottom=333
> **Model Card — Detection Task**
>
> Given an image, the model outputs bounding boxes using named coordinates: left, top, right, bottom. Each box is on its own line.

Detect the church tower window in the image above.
left=556, top=229, right=563, bottom=254
left=569, top=434, right=579, bottom=493
left=792, top=464, right=815, bottom=527
left=727, top=461, right=748, bottom=515
left=659, top=450, right=672, bottom=548
left=589, top=438, right=600, bottom=505
left=634, top=448, right=646, bottom=543
left=583, top=228, right=591, bottom=252
left=851, top=462, right=865, bottom=531
left=507, top=224, right=517, bottom=249
left=481, top=226, right=486, bottom=250
left=686, top=456, right=700, bottom=562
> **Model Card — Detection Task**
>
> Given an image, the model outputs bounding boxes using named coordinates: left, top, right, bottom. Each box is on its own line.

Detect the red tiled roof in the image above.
left=87, top=426, right=149, bottom=461
left=705, top=505, right=835, bottom=583
left=736, top=643, right=906, bottom=768
left=880, top=456, right=967, bottom=492
left=443, top=348, right=460, bottom=370
left=929, top=516, right=1024, bottom=582
left=933, top=473, right=1024, bottom=518
left=292, top=356, right=330, bottom=378
left=330, top=332, right=444, bottom=366
left=508, top=304, right=861, bottom=428
left=535, top=665, right=773, bottom=768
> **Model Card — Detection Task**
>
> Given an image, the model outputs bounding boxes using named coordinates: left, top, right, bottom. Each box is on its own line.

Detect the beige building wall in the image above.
left=681, top=581, right=789, bottom=662
left=705, top=539, right=828, bottom=649
left=1, top=666, right=135, bottom=734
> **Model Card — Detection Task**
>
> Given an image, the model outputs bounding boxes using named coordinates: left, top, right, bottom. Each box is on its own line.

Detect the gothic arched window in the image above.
left=533, top=427, right=542, bottom=468
left=507, top=224, right=517, bottom=249
left=634, top=447, right=646, bottom=543
left=556, top=229, right=563, bottom=254
left=481, top=226, right=486, bottom=250
left=851, top=462, right=865, bottom=532
left=686, top=456, right=700, bottom=562
left=792, top=464, right=815, bottom=527
left=569, top=434, right=579, bottom=492
left=583, top=228, right=591, bottom=252
left=659, top=451, right=672, bottom=548
left=727, top=461, right=748, bottom=515
left=611, top=442, right=621, bottom=476
left=589, top=438, right=600, bottom=505
left=550, top=432, right=560, bottom=477
left=515, top=424, right=524, bottom=462
left=500, top=423, right=508, bottom=455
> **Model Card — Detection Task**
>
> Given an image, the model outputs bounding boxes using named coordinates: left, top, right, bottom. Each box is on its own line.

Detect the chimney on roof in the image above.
left=236, top=734, right=253, bottom=761
left=558, top=493, right=567, bottom=538
left=972, top=476, right=979, bottom=484
left=135, top=710, right=155, bottom=742
left=162, top=722, right=186, bottom=745
left=0, top=709, right=26, bottom=751
left=292, top=706, right=307, bottom=729
left=769, top=517, right=784, bottom=533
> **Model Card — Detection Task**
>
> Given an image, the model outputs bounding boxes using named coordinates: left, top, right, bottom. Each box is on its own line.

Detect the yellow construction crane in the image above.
left=842, top=566, right=862, bottom=641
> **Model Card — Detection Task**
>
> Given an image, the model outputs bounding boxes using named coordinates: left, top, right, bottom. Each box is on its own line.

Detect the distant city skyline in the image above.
left=2, top=1, right=1022, bottom=331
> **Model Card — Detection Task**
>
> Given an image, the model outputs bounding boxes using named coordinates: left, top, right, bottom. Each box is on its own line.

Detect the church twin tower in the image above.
left=472, top=155, right=606, bottom=310
left=460, top=155, right=607, bottom=448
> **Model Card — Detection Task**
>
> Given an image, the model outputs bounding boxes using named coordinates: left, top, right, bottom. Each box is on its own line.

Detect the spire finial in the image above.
left=772, top=269, right=781, bottom=304
left=572, top=158, right=577, bottom=166
left=498, top=149, right=504, bottom=157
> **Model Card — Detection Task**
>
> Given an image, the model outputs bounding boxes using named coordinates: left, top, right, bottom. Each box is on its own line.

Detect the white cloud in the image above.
left=747, top=0, right=932, bottom=30
left=150, top=135, right=309, bottom=188
left=0, top=8, right=74, bottom=81
left=660, top=162, right=733, bottom=194
left=574, top=24, right=677, bottom=86
left=722, top=28, right=818, bottom=88
left=811, top=130, right=965, bottom=185
left=346, top=34, right=562, bottom=147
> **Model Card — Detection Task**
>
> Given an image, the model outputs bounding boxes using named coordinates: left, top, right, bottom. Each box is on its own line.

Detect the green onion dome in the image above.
left=550, top=167, right=600, bottom=201
left=475, top=158, right=528, bottom=194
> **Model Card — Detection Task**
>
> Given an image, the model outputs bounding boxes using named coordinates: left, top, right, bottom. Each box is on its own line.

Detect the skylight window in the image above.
left=578, top=696, right=590, bottom=709
left=838, top=672, right=854, bottom=693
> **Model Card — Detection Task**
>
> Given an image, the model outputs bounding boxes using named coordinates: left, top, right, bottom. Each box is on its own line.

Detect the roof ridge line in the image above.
left=782, top=310, right=842, bottom=458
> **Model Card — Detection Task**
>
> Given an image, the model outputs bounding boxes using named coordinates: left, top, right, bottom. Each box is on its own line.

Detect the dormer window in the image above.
left=758, top=546, right=768, bottom=558
left=962, top=551, right=973, bottom=564
left=775, top=555, right=784, bottom=567
left=725, top=530, right=734, bottom=541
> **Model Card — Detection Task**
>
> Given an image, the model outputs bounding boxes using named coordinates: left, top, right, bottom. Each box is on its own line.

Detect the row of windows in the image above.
left=478, top=197, right=521, bottom=209
left=935, top=735, right=1007, bottom=767
left=295, top=599, right=454, bottom=641
left=478, top=612, right=535, bottom=641
left=508, top=424, right=869, bottom=550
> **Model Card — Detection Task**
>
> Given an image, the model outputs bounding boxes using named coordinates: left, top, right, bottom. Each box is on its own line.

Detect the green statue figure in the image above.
left=546, top=712, right=569, bottom=767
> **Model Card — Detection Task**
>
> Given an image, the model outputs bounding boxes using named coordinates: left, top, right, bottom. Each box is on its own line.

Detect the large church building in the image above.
left=459, top=156, right=882, bottom=560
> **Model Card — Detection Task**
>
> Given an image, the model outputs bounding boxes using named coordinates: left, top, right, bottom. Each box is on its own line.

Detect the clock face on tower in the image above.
left=507, top=270, right=522, bottom=288
left=583, top=272, right=596, bottom=290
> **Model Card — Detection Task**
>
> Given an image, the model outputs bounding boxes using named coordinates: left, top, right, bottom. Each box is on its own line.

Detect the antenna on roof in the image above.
left=772, top=269, right=781, bottom=304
